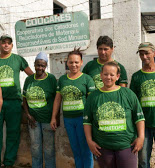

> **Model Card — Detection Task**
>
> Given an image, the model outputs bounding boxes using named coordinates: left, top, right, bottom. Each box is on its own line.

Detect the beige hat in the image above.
left=0, top=34, right=12, bottom=42
left=137, top=42, right=155, bottom=53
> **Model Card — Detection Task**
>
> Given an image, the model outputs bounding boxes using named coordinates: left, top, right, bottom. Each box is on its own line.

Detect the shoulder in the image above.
left=48, top=73, right=56, bottom=79
left=11, top=53, right=23, bottom=59
left=11, top=53, right=27, bottom=61
left=120, top=87, right=136, bottom=97
left=82, top=73, right=93, bottom=80
left=58, top=74, right=67, bottom=82
left=115, top=60, right=125, bottom=69
left=24, top=74, right=34, bottom=83
left=87, top=89, right=101, bottom=99
left=131, top=70, right=141, bottom=79
left=84, top=59, right=96, bottom=68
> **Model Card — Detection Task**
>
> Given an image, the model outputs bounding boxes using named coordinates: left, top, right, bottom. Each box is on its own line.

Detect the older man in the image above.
left=0, top=34, right=33, bottom=168
left=130, top=42, right=155, bottom=168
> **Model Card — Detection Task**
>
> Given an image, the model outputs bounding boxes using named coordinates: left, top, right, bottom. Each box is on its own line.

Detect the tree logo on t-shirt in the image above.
left=26, top=86, right=47, bottom=108
left=97, top=101, right=126, bottom=132
left=0, top=65, right=14, bottom=87
left=61, top=85, right=84, bottom=111
left=93, top=74, right=103, bottom=89
left=141, top=79, right=155, bottom=107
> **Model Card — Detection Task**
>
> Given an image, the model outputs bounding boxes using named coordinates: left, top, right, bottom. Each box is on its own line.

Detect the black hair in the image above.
left=97, top=36, right=113, bottom=49
left=67, top=47, right=82, bottom=60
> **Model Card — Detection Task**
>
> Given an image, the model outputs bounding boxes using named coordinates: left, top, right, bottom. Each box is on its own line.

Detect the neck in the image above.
left=101, top=85, right=119, bottom=91
left=98, top=58, right=113, bottom=64
left=68, top=71, right=82, bottom=79
left=142, top=63, right=155, bottom=72
left=35, top=72, right=47, bottom=79
left=0, top=52, right=11, bottom=58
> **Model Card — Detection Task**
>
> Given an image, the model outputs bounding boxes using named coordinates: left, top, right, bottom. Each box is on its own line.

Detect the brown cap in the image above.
left=137, top=42, right=155, bottom=53
left=0, top=34, right=13, bottom=42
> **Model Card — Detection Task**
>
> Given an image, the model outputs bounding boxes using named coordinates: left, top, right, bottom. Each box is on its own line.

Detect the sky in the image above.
left=141, top=0, right=155, bottom=12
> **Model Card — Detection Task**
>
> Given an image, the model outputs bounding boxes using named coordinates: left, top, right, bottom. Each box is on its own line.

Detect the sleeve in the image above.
left=23, top=77, right=28, bottom=97
left=130, top=74, right=137, bottom=95
left=86, top=75, right=95, bottom=94
left=20, top=56, right=29, bottom=71
left=83, top=94, right=93, bottom=125
left=130, top=90, right=145, bottom=124
left=51, top=75, right=57, bottom=98
left=118, top=63, right=128, bottom=84
left=82, top=63, right=88, bottom=74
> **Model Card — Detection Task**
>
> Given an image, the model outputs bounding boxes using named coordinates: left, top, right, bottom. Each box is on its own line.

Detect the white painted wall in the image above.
left=146, top=33, right=155, bottom=45
left=55, top=0, right=113, bottom=19
left=100, top=0, right=113, bottom=19
left=113, top=0, right=142, bottom=85
left=0, top=0, right=142, bottom=87
left=0, top=0, right=54, bottom=88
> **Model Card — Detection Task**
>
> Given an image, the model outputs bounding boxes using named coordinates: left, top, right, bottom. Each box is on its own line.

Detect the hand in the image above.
left=131, top=137, right=144, bottom=154
left=50, top=117, right=57, bottom=131
left=87, top=140, right=101, bottom=157
left=27, top=114, right=36, bottom=129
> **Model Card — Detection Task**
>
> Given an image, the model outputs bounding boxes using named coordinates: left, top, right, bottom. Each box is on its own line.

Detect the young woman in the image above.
left=23, top=52, right=57, bottom=168
left=83, top=61, right=145, bottom=168
left=50, top=48, right=95, bottom=168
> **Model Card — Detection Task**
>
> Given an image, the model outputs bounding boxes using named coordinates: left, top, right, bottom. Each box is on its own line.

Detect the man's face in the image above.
left=97, top=44, right=113, bottom=63
left=0, top=38, right=13, bottom=54
left=139, top=49, right=155, bottom=65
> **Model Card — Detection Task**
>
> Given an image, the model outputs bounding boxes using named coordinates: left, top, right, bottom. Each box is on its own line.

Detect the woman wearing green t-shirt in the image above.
left=50, top=48, right=95, bottom=168
left=23, top=52, right=57, bottom=168
left=83, top=61, right=145, bottom=168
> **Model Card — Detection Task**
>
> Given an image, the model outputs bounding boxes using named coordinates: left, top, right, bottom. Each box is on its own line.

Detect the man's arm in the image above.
left=0, top=87, right=3, bottom=112
left=24, top=67, right=34, bottom=76
left=23, top=97, right=36, bottom=128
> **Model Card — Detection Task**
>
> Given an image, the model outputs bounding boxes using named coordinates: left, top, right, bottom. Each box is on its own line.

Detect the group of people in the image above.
left=0, top=34, right=154, bottom=168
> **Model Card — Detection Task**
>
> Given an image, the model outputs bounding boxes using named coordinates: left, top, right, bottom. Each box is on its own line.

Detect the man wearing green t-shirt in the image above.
left=83, top=36, right=128, bottom=89
left=130, top=42, right=155, bottom=168
left=0, top=34, right=33, bottom=168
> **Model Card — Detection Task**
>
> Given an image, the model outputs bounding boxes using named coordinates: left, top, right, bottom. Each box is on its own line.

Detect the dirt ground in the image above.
left=150, top=143, right=155, bottom=168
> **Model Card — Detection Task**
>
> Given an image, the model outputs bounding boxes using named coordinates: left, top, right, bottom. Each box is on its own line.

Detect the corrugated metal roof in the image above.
left=141, top=12, right=155, bottom=33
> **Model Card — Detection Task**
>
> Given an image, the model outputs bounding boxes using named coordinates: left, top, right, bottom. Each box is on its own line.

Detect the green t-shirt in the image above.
left=83, top=87, right=144, bottom=150
left=82, top=59, right=128, bottom=89
left=57, top=73, right=95, bottom=118
left=23, top=73, right=57, bottom=123
left=0, top=53, right=28, bottom=100
left=130, top=69, right=155, bottom=128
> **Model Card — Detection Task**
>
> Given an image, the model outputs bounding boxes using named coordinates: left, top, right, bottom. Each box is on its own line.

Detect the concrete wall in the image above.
left=113, top=0, right=142, bottom=85
left=146, top=33, right=155, bottom=45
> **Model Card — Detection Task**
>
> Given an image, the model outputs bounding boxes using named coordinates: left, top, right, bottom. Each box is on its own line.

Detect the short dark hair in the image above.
left=101, top=61, right=121, bottom=75
left=67, top=47, right=82, bottom=60
left=97, top=36, right=113, bottom=48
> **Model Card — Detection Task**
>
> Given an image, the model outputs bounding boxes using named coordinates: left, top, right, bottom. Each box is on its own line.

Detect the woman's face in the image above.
left=101, top=65, right=120, bottom=88
left=67, top=54, right=83, bottom=74
left=34, top=59, right=47, bottom=76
